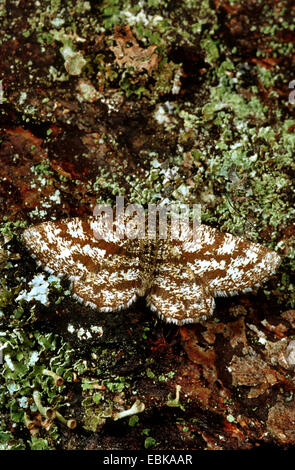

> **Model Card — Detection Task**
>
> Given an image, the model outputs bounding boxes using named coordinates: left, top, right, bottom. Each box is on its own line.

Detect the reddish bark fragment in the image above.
left=180, top=327, right=218, bottom=384
left=267, top=401, right=295, bottom=444
left=5, top=127, right=43, bottom=148
left=281, top=310, right=295, bottom=328
left=230, top=354, right=286, bottom=398
left=110, top=25, right=160, bottom=75
left=202, top=318, right=248, bottom=350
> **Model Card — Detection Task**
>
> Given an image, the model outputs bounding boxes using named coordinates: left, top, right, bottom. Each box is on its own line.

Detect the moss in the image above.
left=0, top=430, right=26, bottom=450
left=29, top=436, right=50, bottom=450
left=144, top=436, right=157, bottom=448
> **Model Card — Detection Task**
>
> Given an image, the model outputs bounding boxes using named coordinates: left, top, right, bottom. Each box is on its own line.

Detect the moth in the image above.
left=22, top=216, right=281, bottom=325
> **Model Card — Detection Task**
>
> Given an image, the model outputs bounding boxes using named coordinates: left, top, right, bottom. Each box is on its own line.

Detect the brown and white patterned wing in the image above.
left=181, top=224, right=281, bottom=297
left=146, top=262, right=215, bottom=325
left=22, top=217, right=151, bottom=311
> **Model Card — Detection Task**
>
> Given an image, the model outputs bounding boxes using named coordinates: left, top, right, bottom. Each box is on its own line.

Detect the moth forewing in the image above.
left=181, top=225, right=281, bottom=297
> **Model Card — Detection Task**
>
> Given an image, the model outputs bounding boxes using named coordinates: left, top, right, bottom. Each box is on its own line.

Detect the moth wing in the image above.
left=22, top=217, right=152, bottom=311
left=146, top=262, right=215, bottom=325
left=180, top=224, right=281, bottom=297
left=72, top=271, right=139, bottom=312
